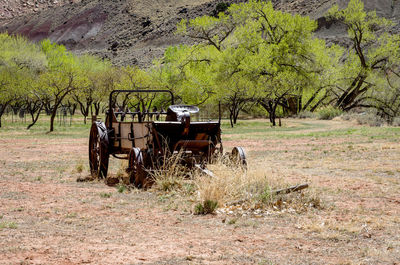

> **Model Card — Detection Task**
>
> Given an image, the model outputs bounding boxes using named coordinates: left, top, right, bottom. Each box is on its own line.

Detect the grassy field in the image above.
left=0, top=114, right=399, bottom=264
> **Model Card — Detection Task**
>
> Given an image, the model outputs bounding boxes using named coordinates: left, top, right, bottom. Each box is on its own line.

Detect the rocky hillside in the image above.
left=1, top=0, right=399, bottom=66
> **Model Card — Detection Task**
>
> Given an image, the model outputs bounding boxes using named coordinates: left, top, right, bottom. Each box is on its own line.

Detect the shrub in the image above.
left=194, top=200, right=218, bottom=215
left=392, top=117, right=400, bottom=126
left=296, top=111, right=316, bottom=119
left=341, top=113, right=354, bottom=121
left=317, top=106, right=343, bottom=120
left=356, top=113, right=385, bottom=127
left=212, top=2, right=230, bottom=17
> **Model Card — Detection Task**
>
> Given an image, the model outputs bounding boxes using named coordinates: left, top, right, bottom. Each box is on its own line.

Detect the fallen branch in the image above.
left=194, top=164, right=215, bottom=178
left=272, top=183, right=309, bottom=195
left=227, top=183, right=310, bottom=206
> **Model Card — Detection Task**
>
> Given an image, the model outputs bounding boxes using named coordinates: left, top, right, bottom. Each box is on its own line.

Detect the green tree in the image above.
left=152, top=45, right=217, bottom=106
left=175, top=0, right=336, bottom=125
left=38, top=39, right=78, bottom=132
left=0, top=33, right=47, bottom=128
left=71, top=55, right=113, bottom=123
left=327, top=0, right=400, bottom=112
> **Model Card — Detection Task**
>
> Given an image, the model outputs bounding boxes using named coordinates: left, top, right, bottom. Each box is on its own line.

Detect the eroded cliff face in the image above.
left=1, top=0, right=230, bottom=66
left=0, top=0, right=83, bottom=19
left=1, top=0, right=399, bottom=66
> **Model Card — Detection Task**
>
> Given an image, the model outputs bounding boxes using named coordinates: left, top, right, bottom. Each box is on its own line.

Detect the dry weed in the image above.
left=194, top=161, right=321, bottom=214
left=150, top=151, right=190, bottom=192
left=149, top=152, right=321, bottom=214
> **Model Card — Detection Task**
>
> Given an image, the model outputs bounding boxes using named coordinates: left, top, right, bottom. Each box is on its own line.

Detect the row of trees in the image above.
left=0, top=35, right=156, bottom=131
left=1, top=0, right=400, bottom=131
left=163, top=0, right=400, bottom=126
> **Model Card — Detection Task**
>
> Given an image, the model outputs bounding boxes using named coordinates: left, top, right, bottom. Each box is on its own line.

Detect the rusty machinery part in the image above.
left=231, top=146, right=247, bottom=168
left=128, top=147, right=150, bottom=188
left=89, top=121, right=109, bottom=179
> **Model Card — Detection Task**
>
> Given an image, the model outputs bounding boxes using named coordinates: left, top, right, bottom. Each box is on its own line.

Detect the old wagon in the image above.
left=89, top=90, right=246, bottom=188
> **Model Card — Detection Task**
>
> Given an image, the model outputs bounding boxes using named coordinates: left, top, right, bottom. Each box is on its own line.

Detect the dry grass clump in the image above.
left=150, top=151, right=190, bottom=192
left=150, top=155, right=321, bottom=215
left=194, top=162, right=252, bottom=206
left=195, top=163, right=321, bottom=214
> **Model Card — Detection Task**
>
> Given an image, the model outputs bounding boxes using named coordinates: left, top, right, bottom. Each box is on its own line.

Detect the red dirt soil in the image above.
left=0, top=119, right=399, bottom=264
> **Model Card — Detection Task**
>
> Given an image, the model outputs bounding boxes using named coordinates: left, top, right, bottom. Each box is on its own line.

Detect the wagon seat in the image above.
left=152, top=105, right=221, bottom=155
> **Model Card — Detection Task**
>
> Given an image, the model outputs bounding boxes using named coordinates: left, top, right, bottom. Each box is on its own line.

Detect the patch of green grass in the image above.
left=221, top=119, right=326, bottom=136
left=258, top=259, right=275, bottom=265
left=220, top=119, right=400, bottom=141
left=0, top=114, right=91, bottom=139
left=228, top=218, right=238, bottom=225
left=194, top=200, right=218, bottom=215
left=100, top=192, right=112, bottom=198
left=65, top=212, right=77, bottom=218
left=0, top=221, right=17, bottom=229
left=75, top=163, right=84, bottom=173
left=117, top=184, right=128, bottom=193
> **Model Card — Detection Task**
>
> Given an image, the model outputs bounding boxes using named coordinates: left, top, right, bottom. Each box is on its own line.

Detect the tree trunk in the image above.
left=71, top=104, right=77, bottom=116
left=94, top=102, right=101, bottom=116
left=259, top=100, right=277, bottom=126
left=50, top=107, right=57, bottom=132
left=336, top=75, right=367, bottom=110
left=310, top=95, right=328, bottom=112
left=0, top=102, right=11, bottom=128
left=0, top=106, right=3, bottom=128
left=27, top=105, right=43, bottom=130
left=25, top=100, right=42, bottom=129
left=49, top=92, right=71, bottom=132
left=229, top=112, right=234, bottom=128
left=77, top=100, right=91, bottom=125
left=233, top=112, right=239, bottom=125
left=44, top=102, right=52, bottom=115
left=270, top=110, right=276, bottom=126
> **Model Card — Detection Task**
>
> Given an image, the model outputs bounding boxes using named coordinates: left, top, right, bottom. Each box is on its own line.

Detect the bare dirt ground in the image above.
left=0, top=118, right=399, bottom=264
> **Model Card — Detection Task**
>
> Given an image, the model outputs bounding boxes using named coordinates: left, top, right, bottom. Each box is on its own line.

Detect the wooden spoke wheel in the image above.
left=231, top=146, right=247, bottom=169
left=89, top=122, right=109, bottom=179
left=128, top=147, right=149, bottom=188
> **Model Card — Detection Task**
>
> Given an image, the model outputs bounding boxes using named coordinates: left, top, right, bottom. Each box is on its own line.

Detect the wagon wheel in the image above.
left=231, top=146, right=247, bottom=169
left=128, top=147, right=149, bottom=188
left=89, top=122, right=109, bottom=179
